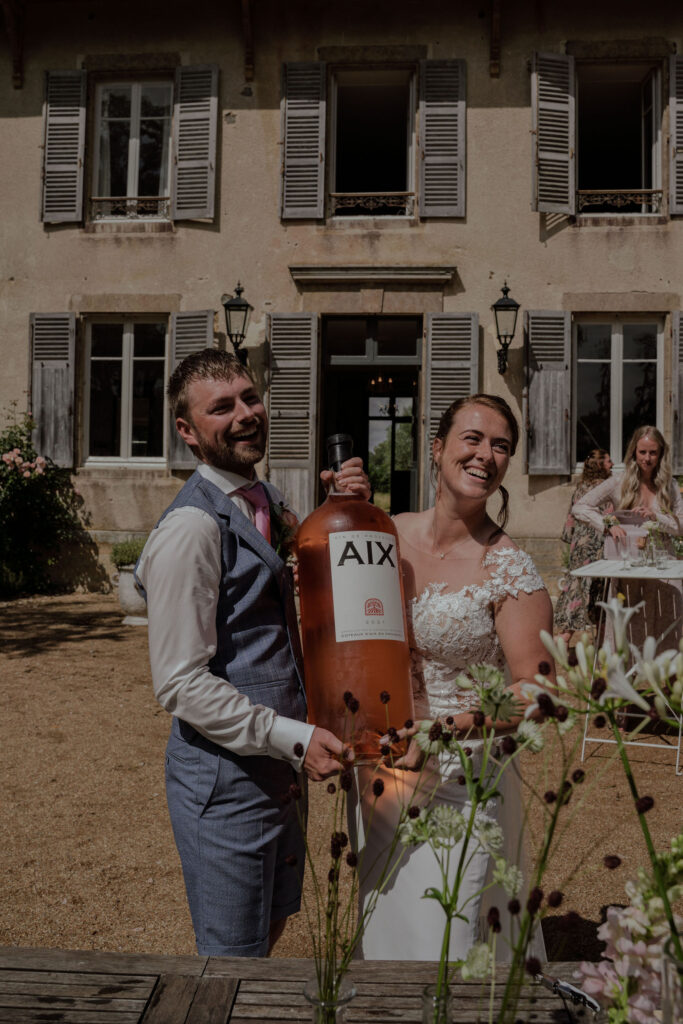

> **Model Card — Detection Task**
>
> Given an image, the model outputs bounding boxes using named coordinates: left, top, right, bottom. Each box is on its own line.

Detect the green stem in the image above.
left=608, top=709, right=683, bottom=962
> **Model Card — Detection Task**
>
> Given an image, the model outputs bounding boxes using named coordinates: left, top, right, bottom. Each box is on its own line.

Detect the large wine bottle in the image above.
left=296, top=434, right=415, bottom=762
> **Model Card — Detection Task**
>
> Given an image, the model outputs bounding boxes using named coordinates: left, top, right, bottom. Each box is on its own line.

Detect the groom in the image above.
left=136, top=348, right=368, bottom=957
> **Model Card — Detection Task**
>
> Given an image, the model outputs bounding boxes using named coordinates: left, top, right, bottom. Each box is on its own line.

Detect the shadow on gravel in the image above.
left=1, top=600, right=129, bottom=657
left=542, top=908, right=609, bottom=962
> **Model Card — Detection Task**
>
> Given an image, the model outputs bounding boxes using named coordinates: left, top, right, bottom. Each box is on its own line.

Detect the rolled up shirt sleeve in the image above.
left=137, top=507, right=314, bottom=769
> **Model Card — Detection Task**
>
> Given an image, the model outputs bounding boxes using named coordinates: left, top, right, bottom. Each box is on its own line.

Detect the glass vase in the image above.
left=662, top=937, right=683, bottom=1024
left=422, top=982, right=453, bottom=1024
left=303, top=976, right=357, bottom=1024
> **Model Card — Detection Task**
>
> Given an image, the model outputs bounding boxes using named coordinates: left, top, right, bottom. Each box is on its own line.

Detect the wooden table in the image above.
left=0, top=946, right=589, bottom=1022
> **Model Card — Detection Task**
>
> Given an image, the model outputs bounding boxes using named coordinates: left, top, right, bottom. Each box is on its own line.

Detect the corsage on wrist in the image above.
left=603, top=514, right=619, bottom=533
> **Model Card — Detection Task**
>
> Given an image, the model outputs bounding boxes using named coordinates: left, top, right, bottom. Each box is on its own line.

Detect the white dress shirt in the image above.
left=137, top=462, right=314, bottom=770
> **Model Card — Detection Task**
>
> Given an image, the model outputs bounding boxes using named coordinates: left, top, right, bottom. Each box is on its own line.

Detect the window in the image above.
left=92, top=81, right=173, bottom=220
left=85, top=318, right=167, bottom=462
left=574, top=318, right=662, bottom=464
left=577, top=64, right=662, bottom=214
left=330, top=69, right=415, bottom=217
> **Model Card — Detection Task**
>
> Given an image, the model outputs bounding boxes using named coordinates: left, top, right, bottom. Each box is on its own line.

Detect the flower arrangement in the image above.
left=270, top=499, right=299, bottom=561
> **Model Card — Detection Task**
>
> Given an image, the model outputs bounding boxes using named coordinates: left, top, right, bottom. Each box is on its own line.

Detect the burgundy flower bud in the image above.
left=328, top=866, right=339, bottom=884
left=594, top=714, right=607, bottom=729
left=327, top=782, right=336, bottom=794
left=348, top=697, right=360, bottom=714
left=648, top=707, right=660, bottom=721
left=333, top=831, right=348, bottom=849
left=538, top=660, right=551, bottom=676
left=380, top=690, right=391, bottom=704
left=572, top=769, right=585, bottom=784
left=473, top=711, right=486, bottom=728
left=464, top=747, right=472, bottom=757
left=567, top=650, right=578, bottom=667
left=555, top=705, right=568, bottom=722
left=526, top=888, right=543, bottom=916
left=560, top=779, right=573, bottom=804
left=544, top=790, right=557, bottom=804
left=380, top=744, right=391, bottom=757
left=408, top=805, right=421, bottom=819
left=507, top=898, right=521, bottom=915
left=490, top=918, right=502, bottom=933
left=387, top=726, right=399, bottom=742
left=343, top=690, right=353, bottom=707
left=346, top=851, right=358, bottom=868
left=487, top=906, right=500, bottom=925
left=284, top=854, right=298, bottom=866
left=293, top=742, right=304, bottom=758
left=372, top=779, right=384, bottom=798
left=428, top=721, right=443, bottom=741
left=525, top=957, right=542, bottom=977
left=340, top=770, right=353, bottom=792
left=446, top=716, right=454, bottom=726
left=289, top=783, right=302, bottom=801
left=457, top=775, right=466, bottom=786
left=635, top=795, right=654, bottom=814
left=502, top=735, right=517, bottom=756
left=537, top=693, right=556, bottom=719
left=330, top=837, right=342, bottom=859
left=547, top=890, right=563, bottom=908
left=603, top=855, right=622, bottom=870
left=591, top=677, right=607, bottom=699
left=404, top=719, right=414, bottom=729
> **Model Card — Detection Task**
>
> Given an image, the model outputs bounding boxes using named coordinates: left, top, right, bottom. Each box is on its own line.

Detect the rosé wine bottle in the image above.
left=296, top=434, right=415, bottom=762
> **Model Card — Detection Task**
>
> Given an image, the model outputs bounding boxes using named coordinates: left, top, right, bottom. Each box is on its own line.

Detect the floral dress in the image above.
left=554, top=480, right=613, bottom=636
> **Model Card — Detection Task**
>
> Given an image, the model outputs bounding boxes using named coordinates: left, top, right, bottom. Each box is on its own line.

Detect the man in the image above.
left=136, top=348, right=368, bottom=957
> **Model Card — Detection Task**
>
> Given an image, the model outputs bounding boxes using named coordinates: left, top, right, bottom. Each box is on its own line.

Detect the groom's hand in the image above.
left=303, top=726, right=353, bottom=781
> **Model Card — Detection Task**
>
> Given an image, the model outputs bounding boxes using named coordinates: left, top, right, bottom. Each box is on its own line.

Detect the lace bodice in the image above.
left=409, top=547, right=545, bottom=719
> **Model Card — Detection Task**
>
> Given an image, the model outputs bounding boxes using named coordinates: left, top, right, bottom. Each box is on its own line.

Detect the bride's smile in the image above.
left=433, top=404, right=513, bottom=504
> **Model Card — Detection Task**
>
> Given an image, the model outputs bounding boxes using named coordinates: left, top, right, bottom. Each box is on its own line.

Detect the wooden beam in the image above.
left=490, top=0, right=501, bottom=78
left=241, top=0, right=254, bottom=81
left=0, top=0, right=23, bottom=89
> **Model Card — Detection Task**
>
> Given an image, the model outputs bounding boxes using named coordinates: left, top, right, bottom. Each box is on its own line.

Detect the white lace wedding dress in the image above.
left=350, top=547, right=548, bottom=963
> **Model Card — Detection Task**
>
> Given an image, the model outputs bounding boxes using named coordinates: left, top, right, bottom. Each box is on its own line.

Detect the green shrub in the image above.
left=111, top=537, right=147, bottom=568
left=0, top=408, right=108, bottom=597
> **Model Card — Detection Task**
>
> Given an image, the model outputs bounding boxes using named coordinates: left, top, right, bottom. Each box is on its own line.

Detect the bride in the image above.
left=351, top=393, right=553, bottom=961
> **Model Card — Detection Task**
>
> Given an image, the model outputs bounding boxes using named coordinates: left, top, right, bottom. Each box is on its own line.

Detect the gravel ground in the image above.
left=1, top=592, right=680, bottom=962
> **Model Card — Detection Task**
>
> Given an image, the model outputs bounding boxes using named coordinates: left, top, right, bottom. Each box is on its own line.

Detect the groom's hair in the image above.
left=167, top=348, right=256, bottom=420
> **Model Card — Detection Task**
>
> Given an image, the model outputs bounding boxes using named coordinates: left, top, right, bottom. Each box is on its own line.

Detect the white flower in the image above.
left=540, top=630, right=568, bottom=667
left=460, top=942, right=491, bottom=980
left=473, top=817, right=504, bottom=854
left=492, top=857, right=523, bottom=897
left=520, top=681, right=557, bottom=719
left=515, top=719, right=545, bottom=752
left=597, top=597, right=645, bottom=654
left=430, top=805, right=467, bottom=848
left=602, top=652, right=650, bottom=711
left=557, top=710, right=577, bottom=736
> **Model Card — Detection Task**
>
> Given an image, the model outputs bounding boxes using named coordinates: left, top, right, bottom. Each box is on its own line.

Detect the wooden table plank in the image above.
left=0, top=1013, right=142, bottom=1023
left=141, top=973, right=201, bottom=1024
left=185, top=976, right=239, bottom=1024
left=0, top=947, right=206, bottom=977
left=0, top=970, right=154, bottom=996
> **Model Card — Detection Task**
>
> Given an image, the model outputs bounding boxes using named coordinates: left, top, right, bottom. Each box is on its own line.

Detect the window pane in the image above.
left=325, top=319, right=368, bottom=357
left=98, top=120, right=130, bottom=196
left=376, top=318, right=420, bottom=358
left=576, top=361, right=611, bottom=462
left=140, top=84, right=172, bottom=118
left=131, top=361, right=165, bottom=457
left=577, top=324, right=611, bottom=359
left=134, top=322, right=166, bottom=358
left=368, top=396, right=390, bottom=418
left=623, top=323, right=657, bottom=360
left=138, top=118, right=171, bottom=195
left=622, top=362, right=657, bottom=458
left=394, top=418, right=414, bottom=470
left=89, top=362, right=122, bottom=456
left=100, top=86, right=131, bottom=120
left=91, top=323, right=123, bottom=358
left=335, top=82, right=409, bottom=193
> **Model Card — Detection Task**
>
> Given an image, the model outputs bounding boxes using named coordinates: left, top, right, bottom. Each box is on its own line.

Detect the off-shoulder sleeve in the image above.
left=654, top=482, right=683, bottom=535
left=483, top=547, right=547, bottom=601
left=572, top=476, right=620, bottom=533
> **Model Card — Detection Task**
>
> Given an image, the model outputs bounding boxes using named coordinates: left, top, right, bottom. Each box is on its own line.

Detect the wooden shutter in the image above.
left=30, top=313, right=76, bottom=467
left=419, top=60, right=466, bottom=217
left=670, top=57, right=683, bottom=215
left=268, top=313, right=318, bottom=517
left=171, top=65, right=219, bottom=221
left=672, top=312, right=683, bottom=473
left=531, top=53, right=575, bottom=215
left=423, top=313, right=479, bottom=505
left=280, top=63, right=326, bottom=219
left=42, top=71, right=86, bottom=224
left=168, top=310, right=214, bottom=470
left=525, top=311, right=571, bottom=475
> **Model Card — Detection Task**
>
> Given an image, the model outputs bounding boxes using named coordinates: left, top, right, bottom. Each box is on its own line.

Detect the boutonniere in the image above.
left=270, top=500, right=299, bottom=561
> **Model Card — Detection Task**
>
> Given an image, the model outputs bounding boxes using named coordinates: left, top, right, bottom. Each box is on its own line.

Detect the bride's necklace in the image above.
left=432, top=520, right=471, bottom=560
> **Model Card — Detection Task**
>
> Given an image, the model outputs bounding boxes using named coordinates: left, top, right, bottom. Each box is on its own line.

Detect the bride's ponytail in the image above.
left=498, top=485, right=510, bottom=529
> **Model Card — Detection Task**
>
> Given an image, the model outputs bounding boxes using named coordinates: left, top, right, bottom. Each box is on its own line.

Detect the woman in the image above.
left=351, top=394, right=553, bottom=962
left=572, top=426, right=683, bottom=648
left=554, top=449, right=614, bottom=644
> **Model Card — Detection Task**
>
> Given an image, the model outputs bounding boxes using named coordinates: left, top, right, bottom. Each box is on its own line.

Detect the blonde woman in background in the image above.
left=572, top=426, right=683, bottom=648
left=554, top=449, right=613, bottom=645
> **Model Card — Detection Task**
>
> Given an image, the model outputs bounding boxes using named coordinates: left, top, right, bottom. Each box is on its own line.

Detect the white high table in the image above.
left=570, top=558, right=683, bottom=774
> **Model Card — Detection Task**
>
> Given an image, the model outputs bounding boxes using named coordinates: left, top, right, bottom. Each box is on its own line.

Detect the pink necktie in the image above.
left=235, top=483, right=271, bottom=543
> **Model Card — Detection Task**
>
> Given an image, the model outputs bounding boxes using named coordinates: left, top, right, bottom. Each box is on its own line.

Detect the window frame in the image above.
left=571, top=313, right=664, bottom=470
left=90, top=76, right=174, bottom=222
left=327, top=63, right=417, bottom=221
left=83, top=314, right=169, bottom=467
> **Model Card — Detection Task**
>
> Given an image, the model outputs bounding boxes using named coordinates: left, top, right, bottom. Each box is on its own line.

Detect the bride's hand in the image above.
left=380, top=723, right=424, bottom=771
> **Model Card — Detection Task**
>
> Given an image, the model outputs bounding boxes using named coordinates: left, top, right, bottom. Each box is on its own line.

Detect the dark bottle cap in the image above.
left=326, top=433, right=353, bottom=472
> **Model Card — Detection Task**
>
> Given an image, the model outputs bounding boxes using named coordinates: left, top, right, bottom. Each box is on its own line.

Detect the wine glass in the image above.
left=616, top=534, right=630, bottom=569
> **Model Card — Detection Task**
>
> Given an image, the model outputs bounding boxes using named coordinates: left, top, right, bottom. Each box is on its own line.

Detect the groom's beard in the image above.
left=193, top=423, right=267, bottom=473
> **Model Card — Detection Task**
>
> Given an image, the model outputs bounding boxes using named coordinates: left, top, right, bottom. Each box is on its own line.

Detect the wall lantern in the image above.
left=221, top=282, right=253, bottom=365
left=491, top=282, right=520, bottom=375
